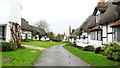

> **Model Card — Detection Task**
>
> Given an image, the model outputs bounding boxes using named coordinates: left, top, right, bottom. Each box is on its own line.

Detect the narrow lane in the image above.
left=35, top=44, right=91, bottom=66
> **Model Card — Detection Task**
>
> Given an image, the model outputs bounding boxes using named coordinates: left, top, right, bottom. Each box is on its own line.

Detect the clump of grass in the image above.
left=63, top=46, right=120, bottom=67
left=22, top=41, right=65, bottom=48
left=2, top=48, right=43, bottom=66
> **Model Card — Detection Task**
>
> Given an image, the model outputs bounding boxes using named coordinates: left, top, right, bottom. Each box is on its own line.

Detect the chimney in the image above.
left=99, top=0, right=105, bottom=5
left=69, top=26, right=71, bottom=35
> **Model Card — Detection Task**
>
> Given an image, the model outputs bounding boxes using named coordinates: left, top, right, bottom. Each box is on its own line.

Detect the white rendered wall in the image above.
left=107, top=22, right=113, bottom=43
left=33, top=35, right=39, bottom=40
left=22, top=31, right=32, bottom=39
left=102, top=25, right=107, bottom=44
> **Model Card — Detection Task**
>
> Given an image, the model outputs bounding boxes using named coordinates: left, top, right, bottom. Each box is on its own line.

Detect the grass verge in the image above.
left=22, top=41, right=65, bottom=48
left=63, top=46, right=120, bottom=68
left=2, top=48, right=43, bottom=67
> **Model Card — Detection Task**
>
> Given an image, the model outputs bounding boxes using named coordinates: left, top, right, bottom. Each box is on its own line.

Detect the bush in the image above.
left=65, top=42, right=76, bottom=46
left=83, top=45, right=94, bottom=52
left=1, top=42, right=17, bottom=51
left=95, top=47, right=101, bottom=54
left=20, top=46, right=25, bottom=49
left=100, top=46, right=108, bottom=56
left=22, top=39, right=31, bottom=42
left=106, top=46, right=120, bottom=61
left=100, top=42, right=120, bottom=61
left=106, top=42, right=118, bottom=47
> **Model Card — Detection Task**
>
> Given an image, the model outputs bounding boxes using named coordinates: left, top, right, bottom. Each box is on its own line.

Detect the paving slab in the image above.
left=22, top=44, right=46, bottom=50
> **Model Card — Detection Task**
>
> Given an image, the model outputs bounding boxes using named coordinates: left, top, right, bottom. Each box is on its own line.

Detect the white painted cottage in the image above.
left=0, top=0, right=21, bottom=42
left=21, top=18, right=32, bottom=40
left=21, top=18, right=47, bottom=41
left=74, top=0, right=120, bottom=48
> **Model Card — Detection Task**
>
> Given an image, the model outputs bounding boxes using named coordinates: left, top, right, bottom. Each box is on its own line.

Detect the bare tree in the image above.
left=35, top=20, right=50, bottom=32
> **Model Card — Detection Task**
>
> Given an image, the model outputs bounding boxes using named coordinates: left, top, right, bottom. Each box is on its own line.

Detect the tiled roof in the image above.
left=110, top=20, right=120, bottom=27
left=89, top=26, right=102, bottom=31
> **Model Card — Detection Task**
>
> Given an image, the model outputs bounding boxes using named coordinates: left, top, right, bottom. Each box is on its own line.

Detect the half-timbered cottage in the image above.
left=74, top=0, right=120, bottom=47
left=21, top=18, right=47, bottom=40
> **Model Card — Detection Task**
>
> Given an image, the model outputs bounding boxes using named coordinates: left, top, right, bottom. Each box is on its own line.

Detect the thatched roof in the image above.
left=36, top=27, right=47, bottom=36
left=30, top=26, right=46, bottom=36
left=21, top=18, right=32, bottom=31
left=74, top=15, right=96, bottom=36
left=21, top=18, right=46, bottom=36
left=73, top=28, right=81, bottom=36
left=74, top=1, right=120, bottom=36
left=99, top=2, right=119, bottom=24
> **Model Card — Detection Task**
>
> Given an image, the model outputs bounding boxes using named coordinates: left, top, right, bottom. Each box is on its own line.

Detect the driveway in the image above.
left=35, top=44, right=91, bottom=66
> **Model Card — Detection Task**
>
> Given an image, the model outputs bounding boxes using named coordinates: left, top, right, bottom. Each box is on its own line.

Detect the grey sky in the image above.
left=20, top=0, right=102, bottom=34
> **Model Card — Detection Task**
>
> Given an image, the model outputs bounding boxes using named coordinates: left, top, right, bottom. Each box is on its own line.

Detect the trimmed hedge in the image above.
left=22, top=39, right=31, bottom=42
left=1, top=42, right=17, bottom=51
left=83, top=45, right=94, bottom=52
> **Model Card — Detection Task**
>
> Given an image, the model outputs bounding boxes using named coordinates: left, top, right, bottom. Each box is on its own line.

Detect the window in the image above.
left=91, top=32, right=95, bottom=40
left=25, top=34, right=28, bottom=39
left=35, top=36, right=37, bottom=39
left=90, top=30, right=102, bottom=41
left=98, top=30, right=102, bottom=41
left=113, top=27, right=120, bottom=41
left=0, top=27, right=3, bottom=38
left=0, top=26, right=6, bottom=40
left=95, top=31, right=98, bottom=40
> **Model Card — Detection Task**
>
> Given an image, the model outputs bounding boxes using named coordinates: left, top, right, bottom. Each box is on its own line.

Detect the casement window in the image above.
left=98, top=30, right=102, bottom=41
left=113, top=27, right=120, bottom=41
left=91, top=32, right=95, bottom=40
left=90, top=30, right=102, bottom=41
left=0, top=25, right=6, bottom=40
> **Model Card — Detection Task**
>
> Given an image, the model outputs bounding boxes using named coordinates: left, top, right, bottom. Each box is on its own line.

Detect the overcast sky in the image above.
left=20, top=0, right=102, bottom=34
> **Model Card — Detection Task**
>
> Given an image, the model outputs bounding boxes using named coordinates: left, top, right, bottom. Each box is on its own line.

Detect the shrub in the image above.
left=20, top=46, right=25, bottom=49
left=22, top=39, right=31, bottom=42
left=65, top=42, right=76, bottom=46
left=100, top=46, right=108, bottom=56
left=107, top=42, right=118, bottom=47
left=83, top=45, right=94, bottom=52
left=106, top=46, right=120, bottom=61
left=95, top=47, right=101, bottom=54
left=100, top=42, right=120, bottom=61
left=1, top=42, right=17, bottom=51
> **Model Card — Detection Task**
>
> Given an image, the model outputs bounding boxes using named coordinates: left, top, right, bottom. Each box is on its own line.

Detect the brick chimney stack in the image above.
left=99, top=0, right=105, bottom=5
left=69, top=26, right=71, bottom=35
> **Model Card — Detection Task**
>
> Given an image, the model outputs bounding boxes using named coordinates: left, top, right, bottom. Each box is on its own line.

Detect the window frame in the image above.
left=0, top=25, right=6, bottom=40
left=113, top=27, right=120, bottom=41
left=90, top=30, right=102, bottom=41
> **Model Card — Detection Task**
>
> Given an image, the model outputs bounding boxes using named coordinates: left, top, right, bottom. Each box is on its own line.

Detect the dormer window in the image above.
left=96, top=13, right=101, bottom=24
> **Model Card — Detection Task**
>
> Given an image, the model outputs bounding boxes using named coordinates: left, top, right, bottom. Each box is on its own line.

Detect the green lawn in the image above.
left=63, top=46, right=120, bottom=68
left=2, top=48, right=43, bottom=67
left=22, top=41, right=65, bottom=48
